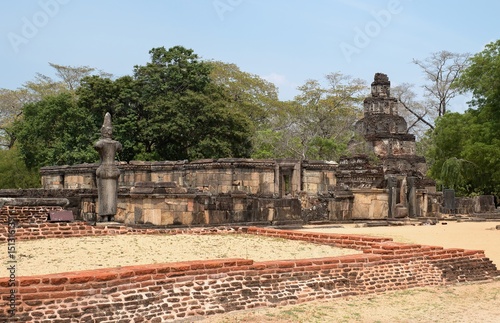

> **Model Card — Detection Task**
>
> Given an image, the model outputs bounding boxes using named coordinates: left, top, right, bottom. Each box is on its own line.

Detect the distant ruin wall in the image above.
left=1, top=225, right=497, bottom=322
left=41, top=159, right=327, bottom=197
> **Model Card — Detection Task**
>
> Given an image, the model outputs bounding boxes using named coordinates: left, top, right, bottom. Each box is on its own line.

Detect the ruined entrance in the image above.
left=279, top=168, right=292, bottom=197
left=275, top=160, right=301, bottom=198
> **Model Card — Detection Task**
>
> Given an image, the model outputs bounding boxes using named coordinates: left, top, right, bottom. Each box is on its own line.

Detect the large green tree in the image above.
left=0, top=146, right=41, bottom=188
left=78, top=46, right=253, bottom=162
left=15, top=93, right=97, bottom=169
left=428, top=40, right=500, bottom=196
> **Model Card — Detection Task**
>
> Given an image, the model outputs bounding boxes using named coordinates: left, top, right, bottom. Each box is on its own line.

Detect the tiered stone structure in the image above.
left=339, top=73, right=436, bottom=218
left=34, top=73, right=498, bottom=224
left=353, top=73, right=427, bottom=176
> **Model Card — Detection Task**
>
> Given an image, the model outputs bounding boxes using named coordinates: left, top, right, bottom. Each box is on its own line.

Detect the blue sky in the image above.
left=1, top=0, right=499, bottom=112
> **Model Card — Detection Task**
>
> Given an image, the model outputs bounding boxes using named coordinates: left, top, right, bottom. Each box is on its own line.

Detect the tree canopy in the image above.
left=252, top=73, right=366, bottom=160
left=428, top=40, right=500, bottom=196
left=14, top=46, right=255, bottom=168
left=15, top=93, right=97, bottom=169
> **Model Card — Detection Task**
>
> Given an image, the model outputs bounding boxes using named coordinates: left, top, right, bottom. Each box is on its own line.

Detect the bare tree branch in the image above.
left=413, top=51, right=470, bottom=117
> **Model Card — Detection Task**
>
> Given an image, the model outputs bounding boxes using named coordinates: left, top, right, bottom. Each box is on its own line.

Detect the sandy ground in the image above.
left=301, top=221, right=500, bottom=266
left=202, top=221, right=500, bottom=323
left=0, top=234, right=361, bottom=277
left=1, top=221, right=499, bottom=322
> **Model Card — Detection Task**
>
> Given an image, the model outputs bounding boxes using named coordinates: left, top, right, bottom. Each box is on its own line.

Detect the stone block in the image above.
left=267, top=208, right=274, bottom=222
left=368, top=199, right=388, bottom=219
left=304, top=183, right=318, bottom=194
left=178, top=212, right=193, bottom=225
left=143, top=208, right=161, bottom=225
left=395, top=205, right=408, bottom=218
left=134, top=206, right=142, bottom=223
left=161, top=211, right=174, bottom=225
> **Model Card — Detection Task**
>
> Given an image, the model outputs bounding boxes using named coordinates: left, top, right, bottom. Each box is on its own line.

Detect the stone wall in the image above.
left=37, top=158, right=498, bottom=223
left=41, top=159, right=310, bottom=197
left=455, top=195, right=497, bottom=214
left=351, top=189, right=389, bottom=219
left=1, top=225, right=497, bottom=322
left=112, top=191, right=302, bottom=226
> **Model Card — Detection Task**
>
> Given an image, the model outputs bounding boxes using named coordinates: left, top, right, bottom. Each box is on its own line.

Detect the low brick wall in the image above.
left=0, top=205, right=63, bottom=225
left=0, top=222, right=235, bottom=242
left=1, top=224, right=498, bottom=322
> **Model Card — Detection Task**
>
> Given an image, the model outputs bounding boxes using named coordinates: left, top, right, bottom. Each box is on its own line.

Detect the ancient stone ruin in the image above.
left=20, top=73, right=497, bottom=226
left=352, top=72, right=427, bottom=177
left=1, top=73, right=498, bottom=322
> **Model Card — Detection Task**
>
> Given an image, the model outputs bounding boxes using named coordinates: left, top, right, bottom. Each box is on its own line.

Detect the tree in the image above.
left=392, top=83, right=435, bottom=137
left=455, top=40, right=500, bottom=112
left=208, top=60, right=279, bottom=127
left=15, top=93, right=97, bottom=169
left=428, top=112, right=471, bottom=192
left=0, top=63, right=109, bottom=149
left=0, top=146, right=41, bottom=188
left=428, top=40, right=500, bottom=196
left=47, top=62, right=112, bottom=91
left=132, top=46, right=253, bottom=160
left=77, top=75, right=144, bottom=161
left=429, top=111, right=500, bottom=196
left=78, top=46, right=254, bottom=162
left=413, top=50, right=470, bottom=117
left=253, top=73, right=366, bottom=160
left=0, top=89, right=25, bottom=149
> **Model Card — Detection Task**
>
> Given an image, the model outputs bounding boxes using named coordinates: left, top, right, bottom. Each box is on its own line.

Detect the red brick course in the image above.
left=0, top=210, right=498, bottom=321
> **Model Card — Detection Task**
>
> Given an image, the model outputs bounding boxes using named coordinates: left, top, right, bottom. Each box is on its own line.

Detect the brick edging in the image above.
left=0, top=223, right=498, bottom=322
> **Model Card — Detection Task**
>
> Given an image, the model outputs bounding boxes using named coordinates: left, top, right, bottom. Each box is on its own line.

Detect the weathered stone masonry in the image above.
left=0, top=212, right=497, bottom=322
left=35, top=74, right=499, bottom=224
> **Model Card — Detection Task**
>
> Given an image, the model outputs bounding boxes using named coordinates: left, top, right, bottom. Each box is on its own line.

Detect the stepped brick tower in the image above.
left=354, top=73, right=427, bottom=177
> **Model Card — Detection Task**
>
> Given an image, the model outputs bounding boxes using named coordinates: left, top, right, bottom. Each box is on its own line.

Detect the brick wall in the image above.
left=0, top=222, right=236, bottom=242
left=0, top=205, right=63, bottom=225
left=1, top=225, right=498, bottom=322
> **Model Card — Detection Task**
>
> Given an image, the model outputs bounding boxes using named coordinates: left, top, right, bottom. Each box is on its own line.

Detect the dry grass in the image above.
left=201, top=279, right=500, bottom=323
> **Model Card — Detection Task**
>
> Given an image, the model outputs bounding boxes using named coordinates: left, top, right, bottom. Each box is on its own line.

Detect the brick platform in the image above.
left=1, top=223, right=498, bottom=322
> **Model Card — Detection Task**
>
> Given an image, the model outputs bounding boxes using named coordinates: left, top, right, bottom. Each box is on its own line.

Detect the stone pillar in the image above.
left=387, top=175, right=397, bottom=218
left=292, top=161, right=302, bottom=196
left=407, top=176, right=417, bottom=218
left=443, top=189, right=456, bottom=214
left=399, top=177, right=407, bottom=207
left=94, top=112, right=122, bottom=221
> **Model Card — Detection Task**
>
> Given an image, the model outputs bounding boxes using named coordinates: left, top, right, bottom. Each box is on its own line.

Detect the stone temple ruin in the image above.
left=8, top=73, right=496, bottom=226
left=1, top=73, right=499, bottom=322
